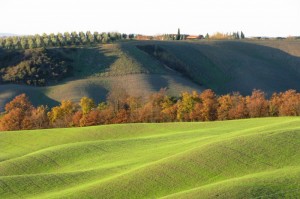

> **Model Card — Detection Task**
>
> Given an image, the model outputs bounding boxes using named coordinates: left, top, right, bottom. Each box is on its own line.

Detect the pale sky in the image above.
left=1, top=0, right=299, bottom=37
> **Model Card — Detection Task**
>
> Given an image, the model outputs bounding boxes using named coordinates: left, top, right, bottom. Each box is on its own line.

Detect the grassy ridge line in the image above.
left=0, top=132, right=215, bottom=175
left=0, top=122, right=213, bottom=161
left=0, top=117, right=299, bottom=198
left=0, top=118, right=296, bottom=163
left=47, top=124, right=300, bottom=198
left=0, top=118, right=298, bottom=178
left=162, top=166, right=300, bottom=199
left=30, top=119, right=300, bottom=197
left=1, top=121, right=298, bottom=176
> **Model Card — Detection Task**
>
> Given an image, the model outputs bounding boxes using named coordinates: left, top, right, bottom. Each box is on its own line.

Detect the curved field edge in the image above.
left=0, top=117, right=299, bottom=198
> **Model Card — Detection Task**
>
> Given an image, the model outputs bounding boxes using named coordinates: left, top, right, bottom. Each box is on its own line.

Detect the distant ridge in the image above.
left=0, top=40, right=300, bottom=110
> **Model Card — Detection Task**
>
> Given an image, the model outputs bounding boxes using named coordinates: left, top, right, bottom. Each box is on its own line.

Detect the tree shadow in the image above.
left=203, top=41, right=300, bottom=95
left=59, top=46, right=118, bottom=79
left=0, top=48, right=23, bottom=69
left=0, top=84, right=59, bottom=111
left=159, top=40, right=300, bottom=96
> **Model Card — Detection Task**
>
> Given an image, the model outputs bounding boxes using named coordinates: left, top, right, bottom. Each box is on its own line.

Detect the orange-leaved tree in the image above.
left=228, top=92, right=248, bottom=119
left=0, top=94, right=33, bottom=131
left=278, top=90, right=300, bottom=116
left=246, top=89, right=269, bottom=118
left=48, top=100, right=76, bottom=127
left=269, top=92, right=283, bottom=116
left=177, top=91, right=199, bottom=121
left=199, top=89, right=218, bottom=121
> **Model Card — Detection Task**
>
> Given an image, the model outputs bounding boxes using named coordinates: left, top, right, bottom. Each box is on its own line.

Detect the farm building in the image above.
left=136, top=35, right=153, bottom=40
left=186, top=35, right=204, bottom=40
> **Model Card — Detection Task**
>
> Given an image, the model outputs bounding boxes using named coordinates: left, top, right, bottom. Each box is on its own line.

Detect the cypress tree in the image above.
left=177, top=28, right=181, bottom=40
left=236, top=31, right=240, bottom=39
left=205, top=33, right=210, bottom=39
left=241, top=31, right=245, bottom=39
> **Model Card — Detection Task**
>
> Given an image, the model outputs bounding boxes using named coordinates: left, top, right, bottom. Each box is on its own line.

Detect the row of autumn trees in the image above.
left=0, top=32, right=135, bottom=50
left=1, top=89, right=300, bottom=131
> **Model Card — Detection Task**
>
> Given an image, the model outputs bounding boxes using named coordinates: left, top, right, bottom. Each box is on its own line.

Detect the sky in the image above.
left=1, top=0, right=299, bottom=37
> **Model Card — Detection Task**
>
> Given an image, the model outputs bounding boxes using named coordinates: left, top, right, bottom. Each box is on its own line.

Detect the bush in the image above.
left=0, top=48, right=72, bottom=86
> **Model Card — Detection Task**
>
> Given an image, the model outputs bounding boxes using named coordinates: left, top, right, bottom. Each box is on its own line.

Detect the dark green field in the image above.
left=1, top=40, right=300, bottom=109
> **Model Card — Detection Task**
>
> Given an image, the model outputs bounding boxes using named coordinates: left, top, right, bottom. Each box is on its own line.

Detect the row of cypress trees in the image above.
left=0, top=31, right=132, bottom=49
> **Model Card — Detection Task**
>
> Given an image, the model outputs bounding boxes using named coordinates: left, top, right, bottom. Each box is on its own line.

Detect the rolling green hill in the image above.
left=0, top=117, right=299, bottom=198
left=1, top=40, right=300, bottom=109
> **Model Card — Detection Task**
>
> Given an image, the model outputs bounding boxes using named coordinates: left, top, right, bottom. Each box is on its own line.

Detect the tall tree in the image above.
left=176, top=28, right=181, bottom=40
left=122, top=33, right=128, bottom=40
left=279, top=90, right=300, bottom=116
left=217, top=94, right=232, bottom=120
left=27, top=36, right=36, bottom=49
left=34, top=34, right=43, bottom=48
left=42, top=33, right=50, bottom=47
left=22, top=105, right=49, bottom=130
left=94, top=31, right=99, bottom=43
left=79, top=31, right=87, bottom=45
left=199, top=89, right=218, bottom=121
left=205, top=33, right=210, bottom=39
left=236, top=31, right=240, bottom=39
left=102, top=32, right=109, bottom=43
left=128, top=34, right=135, bottom=39
left=64, top=32, right=72, bottom=45
left=80, top=97, right=95, bottom=115
left=228, top=93, right=248, bottom=119
left=57, top=33, right=65, bottom=46
left=47, top=100, right=76, bottom=127
left=0, top=94, right=33, bottom=131
left=177, top=91, right=198, bottom=121
left=0, top=38, right=5, bottom=48
left=20, top=37, right=28, bottom=49
left=107, top=85, right=129, bottom=115
left=5, top=37, right=13, bottom=49
left=241, top=31, right=245, bottom=39
left=246, top=90, right=269, bottom=118
left=86, top=31, right=94, bottom=44
left=71, top=31, right=79, bottom=45
left=12, top=37, right=21, bottom=49
left=49, top=33, right=57, bottom=46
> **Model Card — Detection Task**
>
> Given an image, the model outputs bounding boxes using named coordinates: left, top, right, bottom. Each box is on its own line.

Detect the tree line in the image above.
left=0, top=30, right=248, bottom=49
left=0, top=88, right=300, bottom=131
left=206, top=31, right=245, bottom=40
left=0, top=32, right=134, bottom=50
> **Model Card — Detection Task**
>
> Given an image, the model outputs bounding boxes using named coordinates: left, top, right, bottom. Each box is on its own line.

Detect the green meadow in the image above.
left=0, top=117, right=299, bottom=198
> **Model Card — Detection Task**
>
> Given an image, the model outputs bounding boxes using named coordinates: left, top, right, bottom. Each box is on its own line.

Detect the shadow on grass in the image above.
left=0, top=85, right=59, bottom=111
left=199, top=41, right=300, bottom=95
left=123, top=40, right=300, bottom=96
left=60, top=46, right=118, bottom=78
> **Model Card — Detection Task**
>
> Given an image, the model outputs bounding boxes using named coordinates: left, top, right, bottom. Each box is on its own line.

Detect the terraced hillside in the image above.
left=0, top=117, right=299, bottom=198
left=1, top=40, right=300, bottom=109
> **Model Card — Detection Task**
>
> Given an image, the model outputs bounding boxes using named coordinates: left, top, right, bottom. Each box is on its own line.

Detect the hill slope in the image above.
left=0, top=117, right=299, bottom=198
left=1, top=40, right=300, bottom=109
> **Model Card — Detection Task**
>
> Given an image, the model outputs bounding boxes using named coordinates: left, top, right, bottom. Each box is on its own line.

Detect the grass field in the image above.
left=0, top=117, right=299, bottom=198
left=1, top=40, right=300, bottom=110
